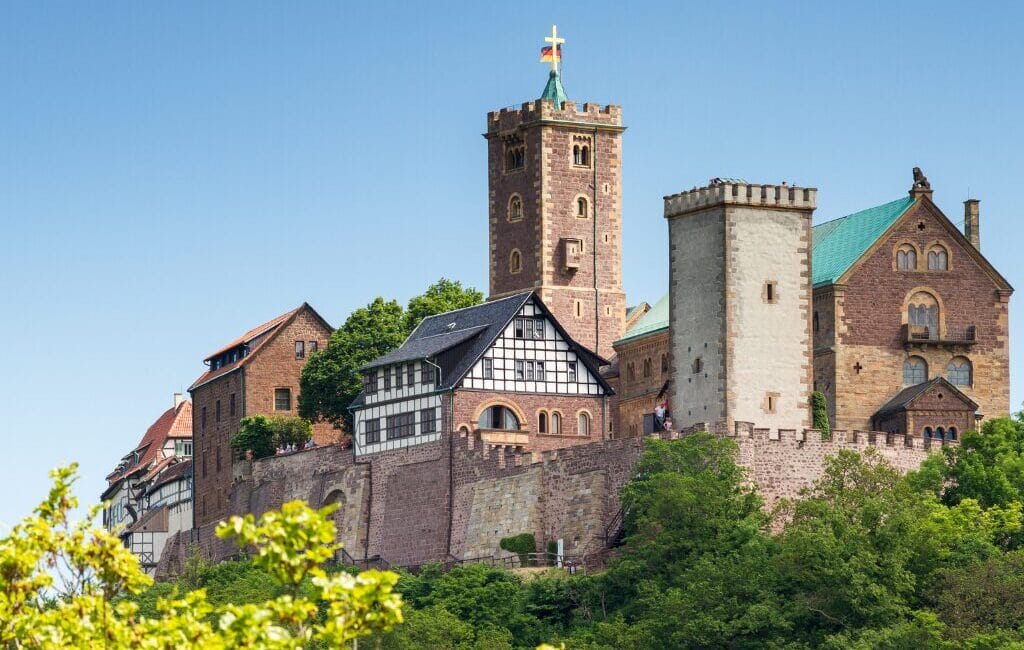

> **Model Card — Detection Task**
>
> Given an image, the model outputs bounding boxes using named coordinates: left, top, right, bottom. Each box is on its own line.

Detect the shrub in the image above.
left=811, top=390, right=831, bottom=438
left=230, top=414, right=314, bottom=459
left=500, top=533, right=536, bottom=566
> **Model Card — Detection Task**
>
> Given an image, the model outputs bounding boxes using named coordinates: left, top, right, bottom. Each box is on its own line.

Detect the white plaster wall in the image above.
left=668, top=207, right=726, bottom=427
left=727, top=207, right=810, bottom=428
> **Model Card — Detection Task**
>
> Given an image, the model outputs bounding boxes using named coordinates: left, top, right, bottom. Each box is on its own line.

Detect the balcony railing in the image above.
left=902, top=324, right=977, bottom=346
left=479, top=428, right=530, bottom=446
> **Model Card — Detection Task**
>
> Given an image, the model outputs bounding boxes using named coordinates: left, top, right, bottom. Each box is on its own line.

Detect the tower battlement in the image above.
left=664, top=181, right=817, bottom=217
left=486, top=99, right=622, bottom=134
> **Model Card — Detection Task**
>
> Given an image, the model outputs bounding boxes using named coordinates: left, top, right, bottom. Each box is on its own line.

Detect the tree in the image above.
left=0, top=464, right=404, bottom=648
left=300, top=279, right=483, bottom=431
left=938, top=415, right=1024, bottom=509
left=299, top=297, right=406, bottom=430
left=811, top=390, right=830, bottom=437
left=404, top=278, right=483, bottom=333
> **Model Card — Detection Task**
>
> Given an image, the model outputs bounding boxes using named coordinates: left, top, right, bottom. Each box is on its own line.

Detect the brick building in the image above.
left=351, top=291, right=613, bottom=456
left=102, top=394, right=193, bottom=574
left=612, top=294, right=670, bottom=436
left=812, top=173, right=1012, bottom=432
left=485, top=70, right=627, bottom=360
left=190, top=303, right=335, bottom=527
left=618, top=170, right=1012, bottom=438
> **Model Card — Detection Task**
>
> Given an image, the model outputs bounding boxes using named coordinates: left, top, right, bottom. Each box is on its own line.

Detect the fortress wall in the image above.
left=157, top=423, right=941, bottom=577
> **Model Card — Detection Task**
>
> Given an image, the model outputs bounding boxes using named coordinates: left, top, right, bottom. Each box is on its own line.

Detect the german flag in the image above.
left=539, top=45, right=562, bottom=62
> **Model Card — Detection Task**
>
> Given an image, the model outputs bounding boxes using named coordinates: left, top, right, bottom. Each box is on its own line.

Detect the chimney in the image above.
left=173, top=392, right=185, bottom=408
left=963, top=199, right=981, bottom=250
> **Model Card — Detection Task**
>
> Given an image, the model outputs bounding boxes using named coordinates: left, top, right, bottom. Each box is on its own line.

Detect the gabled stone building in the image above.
left=812, top=174, right=1012, bottom=432
left=189, top=303, right=335, bottom=527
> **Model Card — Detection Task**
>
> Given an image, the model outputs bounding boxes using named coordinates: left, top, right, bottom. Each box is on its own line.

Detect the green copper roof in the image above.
left=540, top=70, right=569, bottom=108
left=812, top=196, right=915, bottom=288
left=616, top=293, right=669, bottom=344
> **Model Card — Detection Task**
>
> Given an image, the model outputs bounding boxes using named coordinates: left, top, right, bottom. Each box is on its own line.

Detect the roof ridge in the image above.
left=813, top=195, right=911, bottom=228
left=418, top=291, right=531, bottom=323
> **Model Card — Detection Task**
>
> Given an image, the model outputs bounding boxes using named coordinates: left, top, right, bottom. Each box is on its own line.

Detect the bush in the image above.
left=811, top=390, right=830, bottom=437
left=500, top=533, right=537, bottom=566
left=230, top=414, right=313, bottom=459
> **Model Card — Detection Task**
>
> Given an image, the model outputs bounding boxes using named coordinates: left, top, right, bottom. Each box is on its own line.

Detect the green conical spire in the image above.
left=540, top=70, right=569, bottom=109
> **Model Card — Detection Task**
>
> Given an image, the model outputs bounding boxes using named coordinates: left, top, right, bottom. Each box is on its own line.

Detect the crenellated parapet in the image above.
left=664, top=181, right=817, bottom=217
left=486, top=99, right=623, bottom=136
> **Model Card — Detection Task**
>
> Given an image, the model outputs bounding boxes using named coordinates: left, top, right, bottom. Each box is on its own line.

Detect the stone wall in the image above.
left=159, top=420, right=943, bottom=577
left=613, top=329, right=670, bottom=436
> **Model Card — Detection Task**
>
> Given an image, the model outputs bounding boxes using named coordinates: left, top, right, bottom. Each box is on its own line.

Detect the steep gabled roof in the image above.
left=616, top=293, right=669, bottom=345
left=105, top=399, right=192, bottom=484
left=352, top=292, right=613, bottom=407
left=873, top=377, right=978, bottom=419
left=812, top=196, right=915, bottom=288
left=189, top=303, right=332, bottom=391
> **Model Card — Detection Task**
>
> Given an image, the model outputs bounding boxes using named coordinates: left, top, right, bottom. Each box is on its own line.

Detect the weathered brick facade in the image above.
left=191, top=305, right=336, bottom=528
left=814, top=195, right=1012, bottom=431
left=613, top=330, right=670, bottom=436
left=486, top=99, right=626, bottom=360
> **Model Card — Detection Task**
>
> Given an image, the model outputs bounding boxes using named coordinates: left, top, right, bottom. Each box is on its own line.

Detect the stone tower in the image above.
left=485, top=70, right=626, bottom=360
left=665, top=181, right=817, bottom=430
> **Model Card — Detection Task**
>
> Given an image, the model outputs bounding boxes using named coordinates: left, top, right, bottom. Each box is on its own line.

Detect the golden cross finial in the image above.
left=544, top=24, right=565, bottom=74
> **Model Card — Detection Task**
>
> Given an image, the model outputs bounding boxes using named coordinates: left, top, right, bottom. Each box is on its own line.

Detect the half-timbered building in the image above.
left=351, top=291, right=613, bottom=456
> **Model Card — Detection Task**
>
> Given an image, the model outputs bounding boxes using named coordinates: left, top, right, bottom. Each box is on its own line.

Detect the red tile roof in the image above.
left=106, top=400, right=192, bottom=483
left=188, top=303, right=332, bottom=391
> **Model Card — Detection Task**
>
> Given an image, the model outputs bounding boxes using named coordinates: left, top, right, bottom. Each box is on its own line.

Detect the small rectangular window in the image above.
left=533, top=318, right=545, bottom=339
left=514, top=318, right=525, bottom=338
left=202, top=406, right=207, bottom=430
left=295, top=341, right=305, bottom=359
left=384, top=368, right=391, bottom=390
left=274, top=388, right=291, bottom=411
left=420, top=408, right=436, bottom=434
left=407, top=364, right=416, bottom=386
left=421, top=363, right=434, bottom=385
left=765, top=281, right=778, bottom=304
left=536, top=361, right=545, bottom=381
left=395, top=365, right=403, bottom=389
left=567, top=361, right=577, bottom=382
left=215, top=400, right=221, bottom=422
left=230, top=393, right=236, bottom=416
left=482, top=358, right=493, bottom=379
left=365, top=418, right=380, bottom=444
left=309, top=340, right=318, bottom=353
left=364, top=371, right=379, bottom=393
left=526, top=361, right=535, bottom=381
left=515, top=360, right=525, bottom=380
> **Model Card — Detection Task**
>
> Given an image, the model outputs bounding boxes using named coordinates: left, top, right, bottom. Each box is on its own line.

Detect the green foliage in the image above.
left=404, top=277, right=484, bottom=333
left=230, top=414, right=313, bottom=459
left=2, top=465, right=405, bottom=649
left=299, top=279, right=483, bottom=431
left=939, top=415, right=1024, bottom=508
left=811, top=390, right=830, bottom=437
left=500, top=533, right=536, bottom=565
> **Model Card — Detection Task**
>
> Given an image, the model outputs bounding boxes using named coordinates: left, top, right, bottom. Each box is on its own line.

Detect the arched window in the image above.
left=509, top=249, right=522, bottom=274
left=927, top=245, right=949, bottom=271
left=538, top=411, right=548, bottom=433
left=661, top=354, right=668, bottom=374
left=903, top=356, right=928, bottom=385
left=576, top=197, right=588, bottom=217
left=508, top=195, right=522, bottom=222
left=936, top=427, right=946, bottom=441
left=924, top=427, right=933, bottom=439
left=627, top=363, right=635, bottom=381
left=948, top=427, right=958, bottom=441
left=896, top=244, right=918, bottom=271
left=643, top=358, right=652, bottom=378
left=573, top=145, right=581, bottom=165
left=478, top=405, right=520, bottom=431
left=579, top=146, right=590, bottom=166
left=578, top=412, right=590, bottom=436
left=907, top=291, right=940, bottom=339
left=551, top=412, right=561, bottom=434
left=947, top=357, right=972, bottom=386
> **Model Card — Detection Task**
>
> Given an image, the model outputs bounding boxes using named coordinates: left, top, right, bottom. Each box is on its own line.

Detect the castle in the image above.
left=107, top=27, right=1013, bottom=575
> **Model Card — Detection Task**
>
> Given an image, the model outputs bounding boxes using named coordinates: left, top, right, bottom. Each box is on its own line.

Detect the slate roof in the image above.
left=616, top=293, right=669, bottom=344
left=873, top=377, right=978, bottom=419
left=812, top=196, right=915, bottom=288
left=145, top=458, right=192, bottom=496
left=352, top=291, right=612, bottom=407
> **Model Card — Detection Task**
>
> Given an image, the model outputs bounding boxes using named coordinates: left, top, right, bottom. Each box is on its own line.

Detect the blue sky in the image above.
left=1, top=1, right=1021, bottom=528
